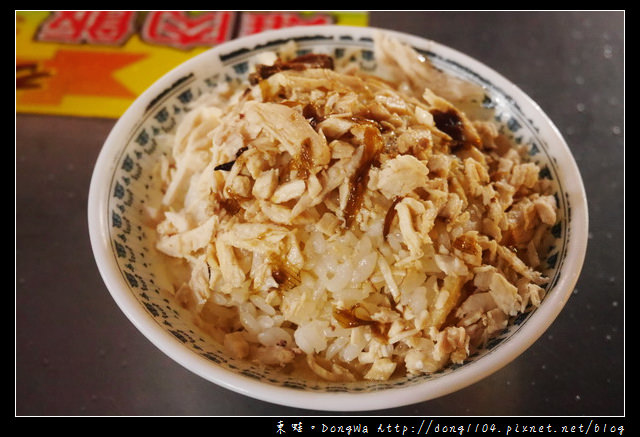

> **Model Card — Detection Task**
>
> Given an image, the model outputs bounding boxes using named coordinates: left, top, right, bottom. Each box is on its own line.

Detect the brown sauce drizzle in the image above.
left=290, top=137, right=313, bottom=180
left=431, top=109, right=465, bottom=143
left=214, top=161, right=235, bottom=171
left=303, top=103, right=324, bottom=129
left=249, top=53, right=334, bottom=85
left=343, top=125, right=383, bottom=228
left=452, top=234, right=480, bottom=255
left=213, top=147, right=249, bottom=171
left=333, top=304, right=389, bottom=343
left=349, top=114, right=383, bottom=131
left=334, top=304, right=372, bottom=328
left=219, top=198, right=240, bottom=215
left=370, top=324, right=390, bottom=343
left=443, top=280, right=475, bottom=328
left=269, top=256, right=301, bottom=291
left=272, top=269, right=288, bottom=285
left=384, top=287, right=398, bottom=313
left=382, top=197, right=403, bottom=238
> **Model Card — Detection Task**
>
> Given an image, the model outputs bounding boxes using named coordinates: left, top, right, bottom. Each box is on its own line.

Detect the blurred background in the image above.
left=16, top=11, right=624, bottom=416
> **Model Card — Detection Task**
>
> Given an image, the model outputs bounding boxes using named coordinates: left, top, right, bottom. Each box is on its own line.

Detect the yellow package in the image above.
left=16, top=11, right=368, bottom=118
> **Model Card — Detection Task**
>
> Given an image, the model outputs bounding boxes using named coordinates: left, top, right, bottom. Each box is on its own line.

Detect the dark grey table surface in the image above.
left=16, top=11, right=624, bottom=417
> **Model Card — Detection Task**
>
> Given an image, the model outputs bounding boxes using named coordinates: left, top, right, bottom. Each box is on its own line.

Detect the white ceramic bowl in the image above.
left=88, top=25, right=588, bottom=411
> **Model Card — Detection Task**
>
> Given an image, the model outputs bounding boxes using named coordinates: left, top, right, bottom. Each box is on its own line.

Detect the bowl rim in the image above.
left=88, top=24, right=589, bottom=411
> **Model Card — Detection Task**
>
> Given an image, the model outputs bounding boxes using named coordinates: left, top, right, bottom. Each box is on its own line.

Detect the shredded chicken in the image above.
left=153, top=33, right=558, bottom=382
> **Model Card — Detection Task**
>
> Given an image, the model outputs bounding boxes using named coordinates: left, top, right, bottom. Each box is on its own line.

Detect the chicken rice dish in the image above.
left=150, top=34, right=558, bottom=382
